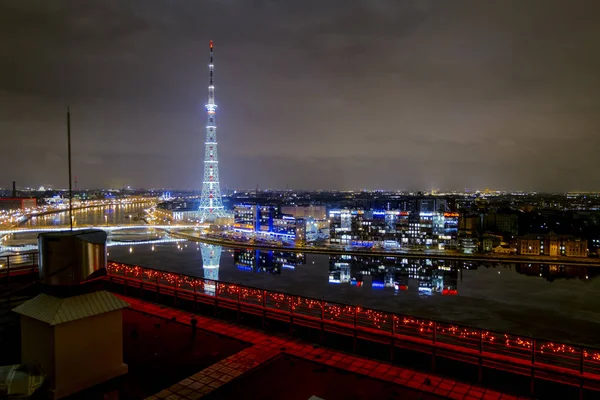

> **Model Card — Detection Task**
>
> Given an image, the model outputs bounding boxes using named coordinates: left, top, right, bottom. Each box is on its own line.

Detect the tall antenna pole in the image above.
left=67, top=107, right=73, bottom=230
left=198, top=40, right=227, bottom=222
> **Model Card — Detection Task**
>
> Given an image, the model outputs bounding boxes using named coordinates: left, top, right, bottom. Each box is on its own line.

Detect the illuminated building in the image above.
left=590, top=238, right=600, bottom=255
left=328, top=208, right=460, bottom=249
left=198, top=41, right=228, bottom=222
left=341, top=209, right=352, bottom=231
left=295, top=218, right=306, bottom=243
left=384, top=210, right=398, bottom=231
left=232, top=204, right=300, bottom=240
left=459, top=237, right=478, bottom=254
left=565, top=239, right=588, bottom=257
left=517, top=234, right=588, bottom=257
left=156, top=200, right=201, bottom=221
left=482, top=234, right=503, bottom=252
left=270, top=211, right=293, bottom=235
left=233, top=204, right=257, bottom=231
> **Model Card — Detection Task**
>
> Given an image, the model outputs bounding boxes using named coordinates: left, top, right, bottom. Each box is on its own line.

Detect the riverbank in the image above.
left=171, top=230, right=600, bottom=267
left=20, top=201, right=154, bottom=225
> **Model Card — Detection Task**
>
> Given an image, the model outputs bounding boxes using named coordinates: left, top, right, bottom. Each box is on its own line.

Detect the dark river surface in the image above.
left=108, top=241, right=600, bottom=348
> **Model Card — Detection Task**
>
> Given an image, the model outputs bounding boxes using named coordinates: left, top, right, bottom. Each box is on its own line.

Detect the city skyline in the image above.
left=1, top=1, right=600, bottom=191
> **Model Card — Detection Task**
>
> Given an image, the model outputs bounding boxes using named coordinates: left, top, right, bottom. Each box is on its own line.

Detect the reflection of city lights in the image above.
left=129, top=247, right=133, bottom=253
left=151, top=246, right=155, bottom=251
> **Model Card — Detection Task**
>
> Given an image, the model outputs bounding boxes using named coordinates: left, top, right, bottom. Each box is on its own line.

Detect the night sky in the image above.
left=1, top=0, right=599, bottom=192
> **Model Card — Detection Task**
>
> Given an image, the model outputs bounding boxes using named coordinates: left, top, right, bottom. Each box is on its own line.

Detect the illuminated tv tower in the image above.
left=198, top=40, right=227, bottom=222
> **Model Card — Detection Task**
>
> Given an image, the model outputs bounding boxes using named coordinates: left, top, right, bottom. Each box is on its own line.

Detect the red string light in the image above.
left=106, top=261, right=600, bottom=368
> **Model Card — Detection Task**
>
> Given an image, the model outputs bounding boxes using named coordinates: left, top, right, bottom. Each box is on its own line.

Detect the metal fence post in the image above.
left=580, top=347, right=585, bottom=374
left=478, top=328, right=483, bottom=382
left=289, top=295, right=294, bottom=334
left=432, top=321, right=437, bottom=372
left=192, top=280, right=197, bottom=312
left=580, top=347, right=585, bottom=400
left=262, top=290, right=267, bottom=329
left=139, top=269, right=143, bottom=297
left=214, top=282, right=219, bottom=317
left=237, top=287, right=241, bottom=323
left=320, top=300, right=324, bottom=343
left=353, top=306, right=358, bottom=352
left=390, top=314, right=395, bottom=362
left=155, top=273, right=160, bottom=301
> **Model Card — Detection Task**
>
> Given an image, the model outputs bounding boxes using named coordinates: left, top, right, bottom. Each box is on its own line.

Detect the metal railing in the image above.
left=0, top=252, right=38, bottom=283
left=106, top=261, right=600, bottom=393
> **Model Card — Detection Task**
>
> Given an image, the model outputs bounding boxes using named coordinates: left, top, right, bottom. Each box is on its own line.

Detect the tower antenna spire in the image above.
left=198, top=40, right=227, bottom=222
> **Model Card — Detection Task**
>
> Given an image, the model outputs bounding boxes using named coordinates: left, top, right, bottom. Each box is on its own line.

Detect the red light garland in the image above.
left=106, top=261, right=600, bottom=369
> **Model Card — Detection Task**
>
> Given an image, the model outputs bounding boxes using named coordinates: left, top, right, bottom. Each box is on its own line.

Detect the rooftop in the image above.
left=12, top=290, right=129, bottom=326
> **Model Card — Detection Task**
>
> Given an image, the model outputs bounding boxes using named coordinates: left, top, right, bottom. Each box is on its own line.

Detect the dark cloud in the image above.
left=1, top=0, right=599, bottom=191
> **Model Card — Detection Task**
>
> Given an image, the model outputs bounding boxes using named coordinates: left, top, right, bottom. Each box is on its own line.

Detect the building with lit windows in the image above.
left=459, top=237, right=478, bottom=254
left=517, top=234, right=588, bottom=257
left=155, top=200, right=200, bottom=221
left=232, top=203, right=303, bottom=241
left=328, top=208, right=460, bottom=248
left=232, top=204, right=257, bottom=232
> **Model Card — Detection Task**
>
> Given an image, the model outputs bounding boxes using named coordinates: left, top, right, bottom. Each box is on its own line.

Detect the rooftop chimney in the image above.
left=38, top=229, right=107, bottom=296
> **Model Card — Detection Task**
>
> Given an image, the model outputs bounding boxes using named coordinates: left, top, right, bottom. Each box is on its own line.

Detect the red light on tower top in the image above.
left=210, top=40, right=213, bottom=49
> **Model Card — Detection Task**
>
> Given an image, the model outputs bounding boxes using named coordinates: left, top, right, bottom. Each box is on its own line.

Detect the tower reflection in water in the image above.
left=201, top=243, right=221, bottom=296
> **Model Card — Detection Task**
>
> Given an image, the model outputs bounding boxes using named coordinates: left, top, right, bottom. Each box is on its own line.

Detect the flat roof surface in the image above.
left=63, top=309, right=250, bottom=399
left=202, top=354, right=444, bottom=400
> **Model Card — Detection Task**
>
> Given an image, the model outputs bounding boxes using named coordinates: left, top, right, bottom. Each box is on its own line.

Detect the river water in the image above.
left=8, top=204, right=600, bottom=348
left=108, top=241, right=600, bottom=348
left=20, top=202, right=152, bottom=228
